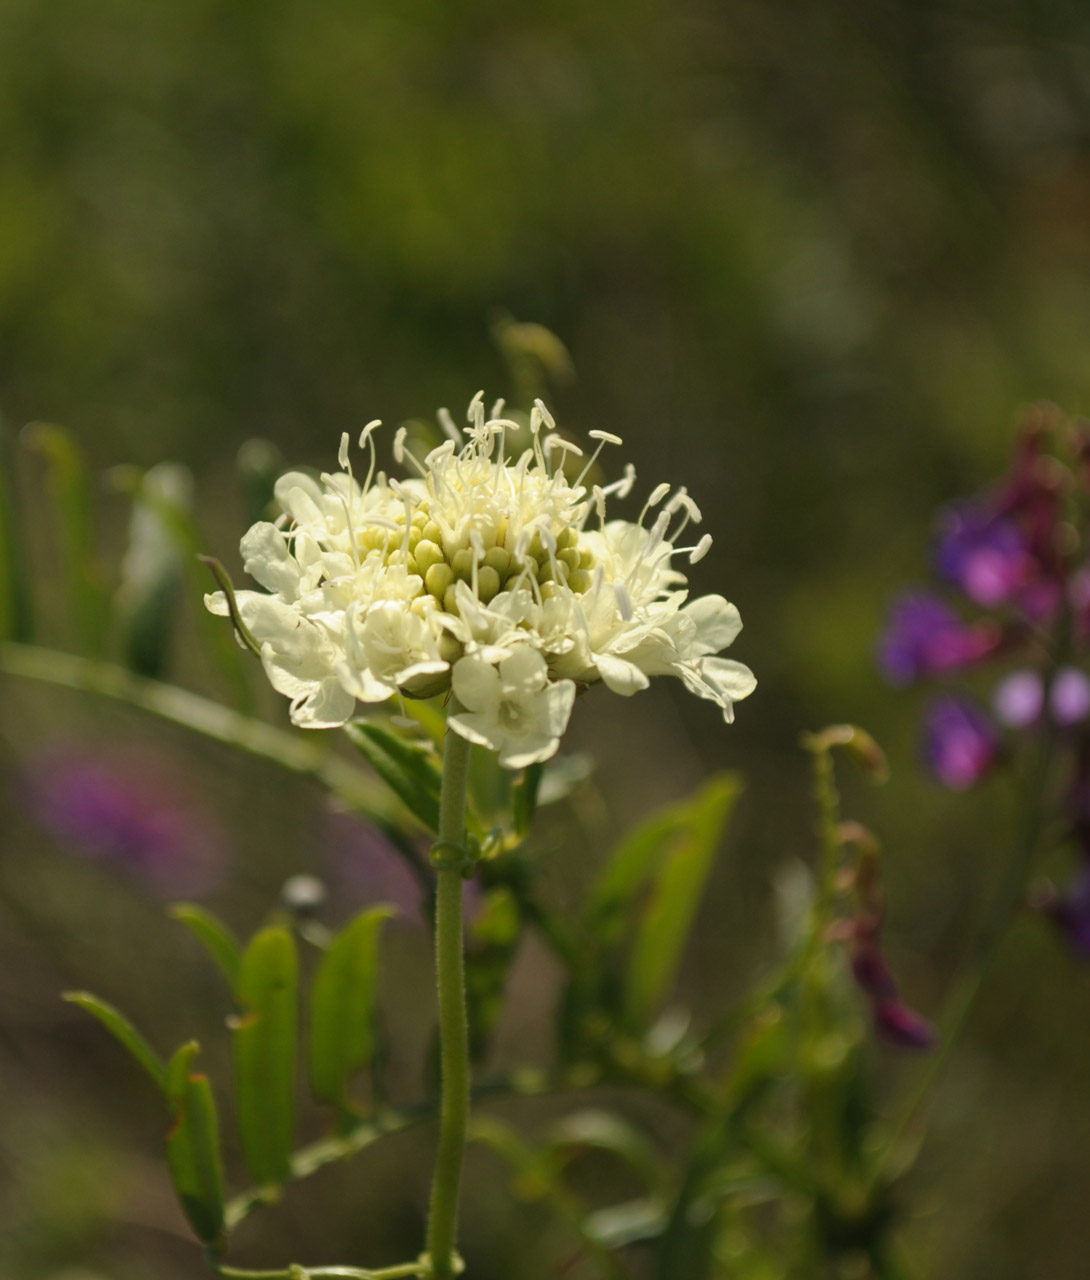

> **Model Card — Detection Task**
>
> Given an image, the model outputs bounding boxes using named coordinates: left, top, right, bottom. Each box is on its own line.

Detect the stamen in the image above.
left=574, top=430, right=622, bottom=490
left=614, top=582, right=634, bottom=621
left=688, top=533, right=713, bottom=564
left=437, top=407, right=462, bottom=444
left=393, top=426, right=429, bottom=479
left=639, top=482, right=672, bottom=526
left=359, top=420, right=381, bottom=494
left=600, top=462, right=637, bottom=499
left=534, top=398, right=556, bottom=431
left=338, top=432, right=351, bottom=471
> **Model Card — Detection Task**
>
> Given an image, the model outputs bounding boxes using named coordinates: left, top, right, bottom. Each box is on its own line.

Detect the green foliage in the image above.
left=171, top=904, right=244, bottom=991
left=309, top=906, right=394, bottom=1127
left=165, top=1042, right=227, bottom=1249
left=0, top=413, right=32, bottom=642
left=23, top=423, right=107, bottom=653
left=233, top=926, right=299, bottom=1188
left=346, top=721, right=442, bottom=833
left=63, top=991, right=167, bottom=1093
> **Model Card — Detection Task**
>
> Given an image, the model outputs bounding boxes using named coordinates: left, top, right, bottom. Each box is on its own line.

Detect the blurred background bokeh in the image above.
left=3, top=1, right=1090, bottom=1277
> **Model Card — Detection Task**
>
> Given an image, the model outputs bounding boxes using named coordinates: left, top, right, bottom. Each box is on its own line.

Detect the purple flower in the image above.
left=29, top=746, right=224, bottom=895
left=872, top=999, right=939, bottom=1049
left=935, top=506, right=1034, bottom=608
left=878, top=592, right=999, bottom=686
left=922, top=694, right=1000, bottom=790
left=993, top=667, right=1090, bottom=729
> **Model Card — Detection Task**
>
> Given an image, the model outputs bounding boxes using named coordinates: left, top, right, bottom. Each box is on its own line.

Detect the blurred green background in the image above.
left=3, top=0, right=1090, bottom=1277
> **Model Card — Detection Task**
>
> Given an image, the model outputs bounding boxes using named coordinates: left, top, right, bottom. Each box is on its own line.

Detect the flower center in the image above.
left=358, top=498, right=596, bottom=615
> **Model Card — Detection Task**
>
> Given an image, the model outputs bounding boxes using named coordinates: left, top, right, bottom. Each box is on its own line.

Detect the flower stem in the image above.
left=426, top=709, right=473, bottom=1280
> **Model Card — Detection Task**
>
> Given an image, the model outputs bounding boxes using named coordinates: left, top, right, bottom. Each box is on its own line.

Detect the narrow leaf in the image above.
left=625, top=774, right=743, bottom=1024
left=23, top=423, right=106, bottom=652
left=0, top=412, right=32, bottom=640
left=165, top=1044, right=227, bottom=1248
left=233, top=926, right=298, bottom=1186
left=63, top=991, right=166, bottom=1092
left=586, top=808, right=683, bottom=946
left=546, top=1110, right=662, bottom=1190
left=345, top=722, right=440, bottom=832
left=171, top=904, right=244, bottom=990
left=309, top=905, right=394, bottom=1123
left=199, top=556, right=260, bottom=657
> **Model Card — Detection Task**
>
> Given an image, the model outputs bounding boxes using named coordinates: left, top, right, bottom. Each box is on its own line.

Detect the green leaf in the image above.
left=625, top=775, right=742, bottom=1024
left=165, top=1043, right=227, bottom=1248
left=0, top=412, right=32, bottom=641
left=512, top=763, right=544, bottom=838
left=309, top=905, right=394, bottom=1123
left=585, top=807, right=682, bottom=948
left=345, top=722, right=441, bottom=833
left=233, top=926, right=298, bottom=1187
left=198, top=556, right=260, bottom=657
left=23, top=423, right=106, bottom=652
left=170, top=904, right=244, bottom=990
left=545, top=1109, right=662, bottom=1191
left=63, top=991, right=166, bottom=1092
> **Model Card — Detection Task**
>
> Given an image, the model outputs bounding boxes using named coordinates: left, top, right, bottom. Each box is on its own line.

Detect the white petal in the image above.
left=452, top=655, right=502, bottom=713
left=447, top=709, right=502, bottom=750
left=682, top=595, right=743, bottom=654
left=595, top=652, right=651, bottom=696
left=240, top=523, right=303, bottom=599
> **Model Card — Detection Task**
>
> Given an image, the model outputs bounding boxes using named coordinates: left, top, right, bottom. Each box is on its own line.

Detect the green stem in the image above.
left=877, top=722, right=1057, bottom=1172
left=426, top=708, right=473, bottom=1280
left=213, top=1263, right=428, bottom=1279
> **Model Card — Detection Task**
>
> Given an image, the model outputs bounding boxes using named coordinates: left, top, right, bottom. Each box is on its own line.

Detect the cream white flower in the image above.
left=206, top=395, right=755, bottom=766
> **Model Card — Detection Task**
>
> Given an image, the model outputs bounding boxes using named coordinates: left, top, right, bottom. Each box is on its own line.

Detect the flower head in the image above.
left=922, top=693, right=1000, bottom=790
left=208, top=396, right=754, bottom=767
left=878, top=591, right=1000, bottom=685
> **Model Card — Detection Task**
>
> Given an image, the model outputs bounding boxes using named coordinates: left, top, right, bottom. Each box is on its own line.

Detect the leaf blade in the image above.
left=170, top=904, right=244, bottom=990
left=63, top=991, right=166, bottom=1092
left=233, top=926, right=298, bottom=1187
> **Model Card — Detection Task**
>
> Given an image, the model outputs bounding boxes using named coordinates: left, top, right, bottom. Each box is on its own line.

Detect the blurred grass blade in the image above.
left=625, top=774, right=743, bottom=1025
left=546, top=1110, right=662, bottom=1191
left=0, top=412, right=32, bottom=641
left=115, top=463, right=192, bottom=678
left=165, top=1041, right=227, bottom=1248
left=512, top=762, right=544, bottom=838
left=309, top=905, right=394, bottom=1125
left=23, top=423, right=106, bottom=652
left=345, top=722, right=441, bottom=832
left=170, top=904, right=244, bottom=990
left=585, top=808, right=682, bottom=947
left=233, top=926, right=298, bottom=1187
left=237, top=438, right=284, bottom=525
left=63, top=991, right=166, bottom=1092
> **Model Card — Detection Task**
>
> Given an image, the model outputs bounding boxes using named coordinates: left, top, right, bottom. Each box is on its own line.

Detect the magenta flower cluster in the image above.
left=879, top=406, right=1090, bottom=956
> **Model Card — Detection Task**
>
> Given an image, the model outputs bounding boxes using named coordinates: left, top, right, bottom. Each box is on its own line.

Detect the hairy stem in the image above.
left=425, top=709, right=473, bottom=1279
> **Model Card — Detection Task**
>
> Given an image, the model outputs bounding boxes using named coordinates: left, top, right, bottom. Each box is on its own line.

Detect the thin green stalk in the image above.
left=877, top=723, right=1057, bottom=1171
left=0, top=642, right=399, bottom=821
left=213, top=1263, right=428, bottom=1279
left=426, top=707, right=473, bottom=1280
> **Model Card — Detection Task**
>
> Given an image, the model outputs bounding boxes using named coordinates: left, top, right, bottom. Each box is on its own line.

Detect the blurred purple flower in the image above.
left=847, top=920, right=937, bottom=1050
left=935, top=506, right=1034, bottom=608
left=878, top=592, right=999, bottom=686
left=922, top=694, right=1000, bottom=789
left=872, top=999, right=939, bottom=1049
left=29, top=746, right=224, bottom=896
left=993, top=667, right=1090, bottom=729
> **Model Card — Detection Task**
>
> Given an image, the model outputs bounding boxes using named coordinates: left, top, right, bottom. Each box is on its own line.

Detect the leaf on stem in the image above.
left=165, top=1040, right=228, bottom=1248
left=63, top=991, right=167, bottom=1092
left=171, top=903, right=244, bottom=990
left=345, top=722, right=441, bottom=833
left=233, top=926, right=298, bottom=1187
left=625, top=775, right=742, bottom=1025
left=309, top=905, right=395, bottom=1125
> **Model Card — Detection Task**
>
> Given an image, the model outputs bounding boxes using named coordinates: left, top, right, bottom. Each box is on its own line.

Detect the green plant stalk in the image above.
left=877, top=721, right=1057, bottom=1172
left=426, top=708, right=473, bottom=1280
